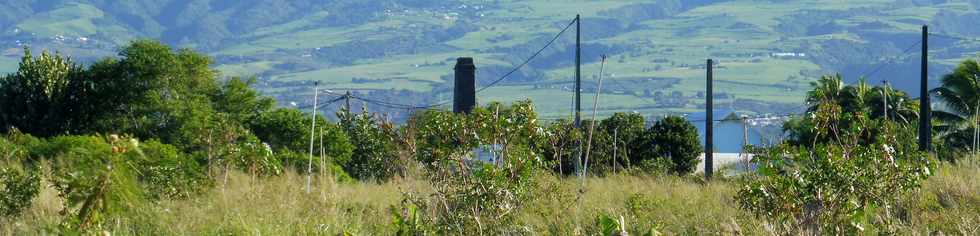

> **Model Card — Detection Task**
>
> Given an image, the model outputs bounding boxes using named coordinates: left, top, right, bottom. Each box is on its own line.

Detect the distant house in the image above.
left=685, top=109, right=785, bottom=153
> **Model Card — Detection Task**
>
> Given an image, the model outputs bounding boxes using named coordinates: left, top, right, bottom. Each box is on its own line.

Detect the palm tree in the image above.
left=931, top=59, right=980, bottom=154
left=806, top=74, right=846, bottom=112
left=804, top=75, right=918, bottom=123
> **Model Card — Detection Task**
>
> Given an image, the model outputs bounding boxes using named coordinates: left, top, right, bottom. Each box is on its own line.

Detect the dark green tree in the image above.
left=0, top=49, right=84, bottom=136
left=932, top=59, right=980, bottom=153
left=600, top=112, right=646, bottom=171
left=635, top=116, right=702, bottom=174
left=249, top=108, right=353, bottom=168
left=338, top=108, right=400, bottom=181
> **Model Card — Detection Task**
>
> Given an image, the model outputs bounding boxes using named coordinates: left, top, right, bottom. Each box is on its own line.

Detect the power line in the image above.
left=929, top=33, right=980, bottom=43
left=859, top=40, right=922, bottom=80
left=297, top=95, right=345, bottom=109
left=475, top=18, right=577, bottom=94
left=308, top=17, right=578, bottom=111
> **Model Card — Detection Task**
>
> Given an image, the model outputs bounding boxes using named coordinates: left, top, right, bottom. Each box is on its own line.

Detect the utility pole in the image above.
left=919, top=25, right=931, bottom=152
left=575, top=14, right=582, bottom=128
left=306, top=82, right=319, bottom=194
left=883, top=81, right=889, bottom=120
left=574, top=14, right=583, bottom=177
left=344, top=91, right=352, bottom=112
left=742, top=115, right=749, bottom=170
left=705, top=59, right=714, bottom=180
left=613, top=128, right=618, bottom=173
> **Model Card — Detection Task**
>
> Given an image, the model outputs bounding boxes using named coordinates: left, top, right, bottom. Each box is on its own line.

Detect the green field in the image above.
left=2, top=0, right=978, bottom=119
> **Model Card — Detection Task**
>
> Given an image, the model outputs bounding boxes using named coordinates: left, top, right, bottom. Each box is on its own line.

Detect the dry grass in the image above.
left=2, top=161, right=978, bottom=235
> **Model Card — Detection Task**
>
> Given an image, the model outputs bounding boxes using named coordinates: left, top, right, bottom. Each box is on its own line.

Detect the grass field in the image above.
left=3, top=160, right=978, bottom=235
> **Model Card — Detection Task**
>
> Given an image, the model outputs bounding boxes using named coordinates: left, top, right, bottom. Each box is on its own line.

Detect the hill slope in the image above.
left=2, top=0, right=980, bottom=119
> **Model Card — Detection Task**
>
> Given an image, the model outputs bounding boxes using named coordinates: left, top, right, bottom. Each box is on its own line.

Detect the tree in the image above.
left=600, top=112, right=646, bottom=171
left=931, top=59, right=980, bottom=155
left=791, top=75, right=919, bottom=145
left=634, top=116, right=702, bottom=174
left=212, top=77, right=275, bottom=124
left=249, top=108, right=353, bottom=168
left=0, top=49, right=83, bottom=136
left=738, top=102, right=933, bottom=234
left=338, top=108, right=400, bottom=181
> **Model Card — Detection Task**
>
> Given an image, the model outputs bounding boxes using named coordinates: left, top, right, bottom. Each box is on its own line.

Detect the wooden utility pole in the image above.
left=306, top=82, right=319, bottom=193
left=705, top=59, right=714, bottom=180
left=583, top=55, right=607, bottom=178
left=919, top=25, right=931, bottom=152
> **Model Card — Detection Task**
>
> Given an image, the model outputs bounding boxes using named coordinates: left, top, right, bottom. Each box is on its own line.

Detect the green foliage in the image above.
left=135, top=140, right=211, bottom=199
left=0, top=49, right=84, bottom=136
left=791, top=74, right=919, bottom=146
left=0, top=164, right=38, bottom=217
left=45, top=135, right=146, bottom=231
left=738, top=103, right=935, bottom=234
left=600, top=112, right=646, bottom=171
left=932, top=59, right=980, bottom=156
left=212, top=77, right=275, bottom=124
left=230, top=134, right=283, bottom=177
left=634, top=116, right=702, bottom=174
left=540, top=112, right=645, bottom=176
left=400, top=101, right=544, bottom=234
left=0, top=137, right=39, bottom=217
left=540, top=118, right=582, bottom=176
left=250, top=108, right=353, bottom=167
left=338, top=108, right=401, bottom=181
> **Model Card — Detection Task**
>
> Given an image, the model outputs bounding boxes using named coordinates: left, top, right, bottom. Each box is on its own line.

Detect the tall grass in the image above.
left=3, top=161, right=978, bottom=235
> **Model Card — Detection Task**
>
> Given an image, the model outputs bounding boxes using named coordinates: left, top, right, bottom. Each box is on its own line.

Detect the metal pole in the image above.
left=919, top=25, right=931, bottom=152
left=883, top=81, right=889, bottom=120
left=344, top=91, right=352, bottom=112
left=705, top=59, right=714, bottom=180
left=306, top=82, right=319, bottom=193
left=613, top=128, right=618, bottom=173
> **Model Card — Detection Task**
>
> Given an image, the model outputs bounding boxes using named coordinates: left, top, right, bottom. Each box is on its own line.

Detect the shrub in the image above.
left=45, top=135, right=146, bottom=231
left=634, top=116, right=702, bottom=174
left=251, top=108, right=353, bottom=168
left=540, top=119, right=582, bottom=176
left=338, top=109, right=401, bottom=181
left=399, top=101, right=544, bottom=234
left=135, top=140, right=211, bottom=199
left=737, top=104, right=934, bottom=234
left=1, top=137, right=40, bottom=217
left=0, top=164, right=39, bottom=217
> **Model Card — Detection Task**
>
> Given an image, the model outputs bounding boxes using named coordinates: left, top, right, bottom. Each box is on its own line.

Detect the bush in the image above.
left=250, top=108, right=353, bottom=167
left=399, top=101, right=544, bottom=234
left=1, top=137, right=40, bottom=217
left=737, top=104, right=934, bottom=234
left=338, top=109, right=401, bottom=181
left=136, top=140, right=211, bottom=199
left=0, top=164, right=39, bottom=217
left=634, top=116, right=702, bottom=174
left=45, top=135, right=146, bottom=231
left=540, top=119, right=582, bottom=176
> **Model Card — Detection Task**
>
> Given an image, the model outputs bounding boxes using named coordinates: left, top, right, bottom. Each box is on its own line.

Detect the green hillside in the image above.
left=2, top=0, right=980, bottom=119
